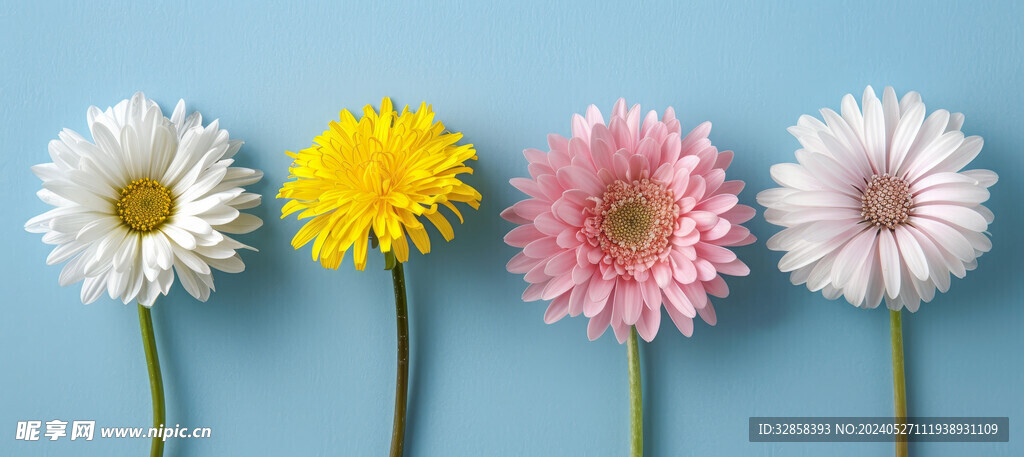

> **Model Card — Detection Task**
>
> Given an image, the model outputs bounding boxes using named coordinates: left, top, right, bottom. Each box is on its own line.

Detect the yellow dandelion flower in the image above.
left=278, top=98, right=481, bottom=270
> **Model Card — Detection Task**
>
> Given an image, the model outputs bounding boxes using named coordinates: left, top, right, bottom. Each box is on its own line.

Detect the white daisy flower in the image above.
left=25, top=92, right=263, bottom=306
left=757, top=86, right=997, bottom=311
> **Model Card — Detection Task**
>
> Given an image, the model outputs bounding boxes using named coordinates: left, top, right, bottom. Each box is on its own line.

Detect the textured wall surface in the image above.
left=1, top=1, right=1021, bottom=456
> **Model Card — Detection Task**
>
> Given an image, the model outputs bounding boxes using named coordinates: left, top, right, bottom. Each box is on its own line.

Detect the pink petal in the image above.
left=714, top=150, right=734, bottom=170
left=718, top=180, right=745, bottom=195
left=715, top=259, right=750, bottom=277
left=652, top=262, right=672, bottom=288
left=721, top=205, right=756, bottom=224
left=682, top=282, right=708, bottom=310
left=696, top=194, right=738, bottom=214
left=524, top=262, right=549, bottom=284
left=544, top=249, right=578, bottom=276
left=524, top=236, right=560, bottom=258
left=587, top=305, right=612, bottom=340
left=587, top=276, right=615, bottom=303
left=611, top=318, right=630, bottom=344
left=510, top=177, right=544, bottom=199
left=572, top=262, right=595, bottom=284
left=568, top=137, right=594, bottom=171
left=504, top=224, right=545, bottom=248
left=663, top=282, right=696, bottom=318
left=556, top=228, right=581, bottom=248
left=568, top=281, right=589, bottom=316
left=702, top=218, right=732, bottom=241
left=511, top=199, right=550, bottom=220
left=715, top=226, right=754, bottom=246
left=664, top=301, right=694, bottom=337
left=585, top=104, right=605, bottom=128
left=697, top=302, right=717, bottom=326
left=639, top=278, right=662, bottom=310
left=547, top=134, right=569, bottom=154
left=680, top=122, right=712, bottom=155
left=590, top=135, right=615, bottom=172
left=694, top=242, right=737, bottom=264
left=627, top=153, right=649, bottom=181
left=703, top=275, right=729, bottom=298
left=542, top=273, right=575, bottom=300
left=524, top=148, right=549, bottom=166
left=669, top=250, right=697, bottom=284
left=553, top=199, right=585, bottom=226
left=618, top=279, right=642, bottom=325
left=571, top=113, right=590, bottom=141
left=534, top=212, right=566, bottom=236
left=703, top=169, right=726, bottom=195
left=556, top=166, right=604, bottom=196
left=501, top=207, right=531, bottom=224
left=536, top=175, right=564, bottom=201
left=506, top=252, right=540, bottom=274
left=543, top=294, right=570, bottom=324
left=634, top=305, right=660, bottom=342
left=522, top=282, right=545, bottom=302
left=660, top=132, right=682, bottom=164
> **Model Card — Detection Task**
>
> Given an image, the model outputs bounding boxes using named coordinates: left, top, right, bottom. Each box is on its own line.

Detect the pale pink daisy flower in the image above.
left=503, top=99, right=756, bottom=342
left=757, top=86, right=997, bottom=311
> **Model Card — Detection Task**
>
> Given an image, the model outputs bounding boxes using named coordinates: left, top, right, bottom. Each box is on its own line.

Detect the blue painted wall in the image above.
left=1, top=1, right=1020, bottom=455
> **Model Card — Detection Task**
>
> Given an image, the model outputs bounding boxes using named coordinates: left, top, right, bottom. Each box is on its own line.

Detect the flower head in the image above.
left=25, top=92, right=264, bottom=306
left=504, top=99, right=756, bottom=342
left=278, top=98, right=480, bottom=270
left=757, top=86, right=997, bottom=311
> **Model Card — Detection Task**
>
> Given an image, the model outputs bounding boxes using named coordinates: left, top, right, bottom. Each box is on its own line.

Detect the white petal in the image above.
left=213, top=213, right=262, bottom=234
left=195, top=205, right=240, bottom=225
left=898, top=109, right=949, bottom=177
left=894, top=226, right=929, bottom=281
left=913, top=205, right=988, bottom=232
left=961, top=169, right=998, bottom=188
left=877, top=229, right=901, bottom=297
left=767, top=163, right=819, bottom=191
left=929, top=136, right=982, bottom=174
left=887, top=102, right=925, bottom=173
left=904, top=130, right=964, bottom=182
left=831, top=229, right=876, bottom=288
left=915, top=184, right=989, bottom=205
left=910, top=217, right=975, bottom=262
left=861, top=86, right=886, bottom=173
left=160, top=224, right=197, bottom=250
left=205, top=254, right=245, bottom=273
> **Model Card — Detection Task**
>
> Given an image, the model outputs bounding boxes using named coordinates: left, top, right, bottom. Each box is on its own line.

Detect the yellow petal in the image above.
left=392, top=232, right=410, bottom=262
left=406, top=224, right=431, bottom=254
left=425, top=211, right=454, bottom=241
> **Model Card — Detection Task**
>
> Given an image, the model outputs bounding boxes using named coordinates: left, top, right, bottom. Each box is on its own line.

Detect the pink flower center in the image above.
left=584, top=179, right=678, bottom=275
left=861, top=174, right=913, bottom=229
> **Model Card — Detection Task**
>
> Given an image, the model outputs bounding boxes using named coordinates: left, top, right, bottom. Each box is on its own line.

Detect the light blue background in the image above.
left=1, top=1, right=1021, bottom=456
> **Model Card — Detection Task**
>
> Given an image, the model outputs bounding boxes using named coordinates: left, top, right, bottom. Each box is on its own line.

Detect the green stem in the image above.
left=138, top=304, right=165, bottom=457
left=386, top=251, right=409, bottom=457
left=628, top=326, right=643, bottom=457
left=890, top=309, right=908, bottom=457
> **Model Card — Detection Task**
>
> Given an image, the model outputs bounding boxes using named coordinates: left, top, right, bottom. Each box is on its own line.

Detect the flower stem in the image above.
left=628, top=326, right=643, bottom=457
left=890, top=309, right=908, bottom=457
left=385, top=251, right=409, bottom=457
left=138, top=304, right=165, bottom=457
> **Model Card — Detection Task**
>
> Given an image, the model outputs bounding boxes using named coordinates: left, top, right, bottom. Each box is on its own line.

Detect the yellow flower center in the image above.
left=116, top=178, right=173, bottom=232
left=583, top=179, right=678, bottom=276
left=605, top=200, right=655, bottom=246
left=861, top=174, right=912, bottom=229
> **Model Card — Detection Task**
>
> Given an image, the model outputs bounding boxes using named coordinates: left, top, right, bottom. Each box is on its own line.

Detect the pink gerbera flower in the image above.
left=503, top=99, right=756, bottom=342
